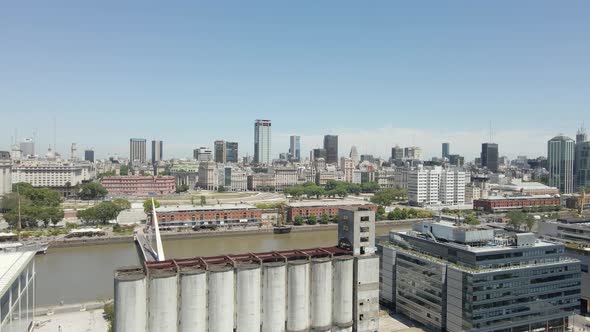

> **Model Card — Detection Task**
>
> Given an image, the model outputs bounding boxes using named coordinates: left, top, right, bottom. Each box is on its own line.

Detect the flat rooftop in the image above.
left=479, top=194, right=556, bottom=201
left=396, top=230, right=558, bottom=253
left=156, top=204, right=258, bottom=212
left=0, top=252, right=35, bottom=296
left=288, top=199, right=373, bottom=208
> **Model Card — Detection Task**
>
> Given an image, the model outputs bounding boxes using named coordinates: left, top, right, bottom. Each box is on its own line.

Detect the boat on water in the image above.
left=273, top=226, right=292, bottom=234
left=0, top=241, right=48, bottom=255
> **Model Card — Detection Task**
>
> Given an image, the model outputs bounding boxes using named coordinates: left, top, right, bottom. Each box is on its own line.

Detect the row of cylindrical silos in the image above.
left=114, top=256, right=354, bottom=332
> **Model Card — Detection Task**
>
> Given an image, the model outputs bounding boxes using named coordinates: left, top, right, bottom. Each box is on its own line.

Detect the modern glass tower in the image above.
left=548, top=135, right=575, bottom=193
left=289, top=135, right=300, bottom=162
left=481, top=143, right=499, bottom=172
left=323, top=135, right=338, bottom=164
left=151, top=140, right=163, bottom=163
left=254, top=119, right=271, bottom=165
left=575, top=127, right=590, bottom=190
left=442, top=142, right=450, bottom=159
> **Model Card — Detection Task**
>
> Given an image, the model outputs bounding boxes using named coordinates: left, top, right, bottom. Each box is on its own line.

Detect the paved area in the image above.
left=34, top=309, right=108, bottom=332
left=379, top=309, right=426, bottom=331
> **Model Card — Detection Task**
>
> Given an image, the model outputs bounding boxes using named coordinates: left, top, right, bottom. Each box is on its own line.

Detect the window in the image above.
left=582, top=264, right=589, bottom=273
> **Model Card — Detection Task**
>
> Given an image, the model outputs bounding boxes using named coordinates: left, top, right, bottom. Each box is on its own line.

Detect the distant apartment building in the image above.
left=474, top=195, right=561, bottom=213
left=101, top=175, right=176, bottom=196
left=84, top=149, right=95, bottom=163
left=193, top=147, right=213, bottom=161
left=375, top=169, right=396, bottom=189
left=151, top=140, right=163, bottom=163
left=197, top=160, right=217, bottom=190
left=323, top=135, right=339, bottom=164
left=247, top=173, right=275, bottom=191
left=341, top=157, right=355, bottom=183
left=316, top=170, right=337, bottom=186
left=407, top=166, right=465, bottom=207
left=20, top=137, right=35, bottom=158
left=289, top=135, right=301, bottom=162
left=254, top=119, right=272, bottom=165
left=391, top=146, right=404, bottom=162
left=380, top=220, right=581, bottom=332
left=448, top=154, right=464, bottom=167
left=274, top=167, right=298, bottom=191
left=442, top=142, right=450, bottom=159
left=0, top=152, right=11, bottom=196
left=221, top=166, right=247, bottom=192
left=481, top=143, right=499, bottom=172
left=404, top=147, right=422, bottom=160
left=214, top=140, right=227, bottom=163
left=129, top=138, right=147, bottom=164
left=214, top=140, right=238, bottom=163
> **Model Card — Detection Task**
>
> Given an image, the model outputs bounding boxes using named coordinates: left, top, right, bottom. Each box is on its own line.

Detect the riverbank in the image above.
left=48, top=219, right=421, bottom=249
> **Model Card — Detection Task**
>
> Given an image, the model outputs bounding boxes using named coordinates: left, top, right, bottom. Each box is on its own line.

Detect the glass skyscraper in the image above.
left=548, top=135, right=575, bottom=193
left=254, top=119, right=271, bottom=165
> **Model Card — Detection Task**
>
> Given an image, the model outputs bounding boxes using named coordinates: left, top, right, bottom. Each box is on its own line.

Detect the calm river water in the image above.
left=34, top=224, right=406, bottom=307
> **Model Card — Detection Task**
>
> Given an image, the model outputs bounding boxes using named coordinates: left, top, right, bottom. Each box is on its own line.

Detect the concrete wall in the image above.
left=354, top=255, right=380, bottom=332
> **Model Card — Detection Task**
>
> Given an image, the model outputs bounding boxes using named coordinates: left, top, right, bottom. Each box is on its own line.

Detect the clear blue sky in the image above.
left=1, top=1, right=589, bottom=160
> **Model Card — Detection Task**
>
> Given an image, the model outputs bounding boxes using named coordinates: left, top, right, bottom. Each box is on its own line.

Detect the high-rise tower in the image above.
left=481, top=143, right=499, bottom=172
left=289, top=135, right=300, bottom=162
left=323, top=135, right=338, bottom=164
left=254, top=120, right=272, bottom=165
left=130, top=138, right=147, bottom=164
left=548, top=135, right=575, bottom=193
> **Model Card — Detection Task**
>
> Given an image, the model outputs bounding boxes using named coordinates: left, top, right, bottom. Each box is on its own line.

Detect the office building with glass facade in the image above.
left=0, top=251, right=36, bottom=332
left=380, top=220, right=581, bottom=332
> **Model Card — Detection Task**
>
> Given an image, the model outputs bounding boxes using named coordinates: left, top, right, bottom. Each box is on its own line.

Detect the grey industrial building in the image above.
left=114, top=207, right=380, bottom=332
left=380, top=220, right=581, bottom=332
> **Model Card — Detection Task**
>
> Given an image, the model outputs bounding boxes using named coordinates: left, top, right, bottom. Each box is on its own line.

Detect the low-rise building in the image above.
left=247, top=173, right=275, bottom=191
left=380, top=220, right=581, bottom=331
left=101, top=175, right=176, bottom=196
left=155, top=204, right=262, bottom=228
left=474, top=195, right=561, bottom=213
left=287, top=200, right=377, bottom=222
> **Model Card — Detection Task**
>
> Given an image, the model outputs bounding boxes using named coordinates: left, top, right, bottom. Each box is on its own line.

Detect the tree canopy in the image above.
left=78, top=182, right=108, bottom=200
left=506, top=211, right=536, bottom=231
left=112, top=198, right=131, bottom=211
left=77, top=202, right=124, bottom=224
left=143, top=199, right=161, bottom=214
left=3, top=184, right=64, bottom=228
left=176, top=184, right=190, bottom=193
left=370, top=188, right=408, bottom=206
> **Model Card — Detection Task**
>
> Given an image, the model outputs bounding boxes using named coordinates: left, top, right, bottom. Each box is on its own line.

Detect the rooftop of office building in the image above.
left=396, top=220, right=560, bottom=253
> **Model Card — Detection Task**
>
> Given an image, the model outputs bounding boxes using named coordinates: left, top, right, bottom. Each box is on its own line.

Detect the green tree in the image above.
left=506, top=211, right=527, bottom=230
left=377, top=205, right=386, bottom=216
left=304, top=185, right=325, bottom=199
left=361, top=182, right=380, bottom=193
left=176, top=184, right=190, bottom=193
left=78, top=202, right=122, bottom=224
left=294, top=215, right=304, bottom=225
left=320, top=213, right=330, bottom=224
left=371, top=188, right=395, bottom=206
left=464, top=215, right=480, bottom=225
left=112, top=198, right=131, bottom=211
left=307, top=215, right=317, bottom=225
left=525, top=215, right=536, bottom=231
left=216, top=186, right=226, bottom=193
left=143, top=199, right=161, bottom=214
left=78, top=182, right=108, bottom=200
left=119, top=165, right=129, bottom=176
left=200, top=195, right=206, bottom=206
